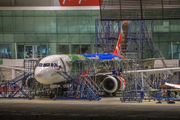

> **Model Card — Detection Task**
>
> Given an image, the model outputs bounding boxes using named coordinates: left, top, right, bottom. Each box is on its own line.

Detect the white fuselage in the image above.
left=35, top=55, right=72, bottom=84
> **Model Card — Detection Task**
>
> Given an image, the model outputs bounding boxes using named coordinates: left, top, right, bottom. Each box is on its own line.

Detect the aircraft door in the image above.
left=58, top=58, right=66, bottom=72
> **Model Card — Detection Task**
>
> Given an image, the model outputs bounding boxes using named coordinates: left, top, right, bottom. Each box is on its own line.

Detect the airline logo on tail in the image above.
left=112, top=21, right=128, bottom=59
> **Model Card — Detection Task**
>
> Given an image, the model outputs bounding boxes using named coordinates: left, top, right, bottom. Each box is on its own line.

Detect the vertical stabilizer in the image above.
left=113, top=21, right=128, bottom=59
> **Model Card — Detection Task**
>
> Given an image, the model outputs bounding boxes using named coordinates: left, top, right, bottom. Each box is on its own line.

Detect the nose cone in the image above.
left=35, top=67, right=54, bottom=84
left=35, top=67, right=46, bottom=84
left=35, top=71, right=43, bottom=79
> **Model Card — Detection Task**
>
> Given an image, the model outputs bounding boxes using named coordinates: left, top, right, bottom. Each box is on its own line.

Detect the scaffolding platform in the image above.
left=0, top=73, right=33, bottom=98
left=54, top=71, right=101, bottom=101
left=120, top=90, right=144, bottom=103
left=95, top=19, right=175, bottom=101
left=0, top=59, right=39, bottom=99
left=154, top=90, right=180, bottom=104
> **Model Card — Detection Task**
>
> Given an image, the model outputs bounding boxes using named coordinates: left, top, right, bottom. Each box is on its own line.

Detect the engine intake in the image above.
left=102, top=76, right=120, bottom=93
left=102, top=75, right=125, bottom=94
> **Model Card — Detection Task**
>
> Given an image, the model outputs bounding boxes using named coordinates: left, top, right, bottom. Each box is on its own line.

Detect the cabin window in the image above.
left=43, top=63, right=50, bottom=67
left=38, top=63, right=43, bottom=67
left=51, top=63, right=53, bottom=67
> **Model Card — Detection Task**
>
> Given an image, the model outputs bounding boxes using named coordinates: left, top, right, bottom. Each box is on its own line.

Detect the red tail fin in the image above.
left=112, top=21, right=128, bottom=59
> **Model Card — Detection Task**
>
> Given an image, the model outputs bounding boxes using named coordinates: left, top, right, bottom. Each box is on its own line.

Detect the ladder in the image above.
left=55, top=71, right=101, bottom=100
left=0, top=73, right=33, bottom=98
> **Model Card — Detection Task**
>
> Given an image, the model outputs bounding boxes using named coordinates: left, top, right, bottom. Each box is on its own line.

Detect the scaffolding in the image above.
left=55, top=71, right=101, bottom=100
left=95, top=20, right=167, bottom=68
left=54, top=59, right=105, bottom=100
left=54, top=54, right=141, bottom=100
left=95, top=19, right=121, bottom=54
left=95, top=19, right=175, bottom=101
left=0, top=73, right=33, bottom=98
left=124, top=20, right=167, bottom=69
left=0, top=60, right=39, bottom=99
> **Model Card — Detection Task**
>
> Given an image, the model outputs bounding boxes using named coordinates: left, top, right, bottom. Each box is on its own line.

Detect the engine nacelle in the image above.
left=102, top=75, right=125, bottom=94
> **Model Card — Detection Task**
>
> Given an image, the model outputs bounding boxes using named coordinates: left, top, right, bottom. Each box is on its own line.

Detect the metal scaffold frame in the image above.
left=55, top=71, right=101, bottom=101
left=0, top=73, right=33, bottom=98
left=0, top=60, right=39, bottom=99
left=54, top=54, right=140, bottom=101
left=95, top=19, right=175, bottom=101
left=125, top=20, right=167, bottom=69
left=95, top=19, right=167, bottom=68
left=95, top=19, right=121, bottom=54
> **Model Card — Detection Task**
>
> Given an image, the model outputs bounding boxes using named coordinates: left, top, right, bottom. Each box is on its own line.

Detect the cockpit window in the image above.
left=51, top=63, right=53, bottom=67
left=38, top=63, right=43, bottom=67
left=54, top=63, right=58, bottom=67
left=43, top=63, right=50, bottom=67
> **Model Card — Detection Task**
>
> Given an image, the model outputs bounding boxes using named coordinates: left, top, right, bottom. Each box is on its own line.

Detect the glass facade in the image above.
left=0, top=10, right=99, bottom=59
left=0, top=10, right=180, bottom=59
left=153, top=20, right=180, bottom=59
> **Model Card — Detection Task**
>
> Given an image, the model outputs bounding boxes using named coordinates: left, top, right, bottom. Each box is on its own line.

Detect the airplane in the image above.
left=34, top=21, right=129, bottom=96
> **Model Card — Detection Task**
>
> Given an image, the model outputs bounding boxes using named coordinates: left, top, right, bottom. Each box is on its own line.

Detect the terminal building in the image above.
left=0, top=0, right=180, bottom=61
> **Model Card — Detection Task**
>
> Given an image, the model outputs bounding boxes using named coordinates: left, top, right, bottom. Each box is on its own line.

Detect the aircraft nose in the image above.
left=34, top=70, right=45, bottom=84
left=35, top=71, right=43, bottom=78
left=34, top=67, right=45, bottom=80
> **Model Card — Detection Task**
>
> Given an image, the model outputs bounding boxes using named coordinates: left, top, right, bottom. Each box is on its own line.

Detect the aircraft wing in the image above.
left=96, top=67, right=180, bottom=77
left=0, top=65, right=34, bottom=71
left=124, top=67, right=180, bottom=76
left=165, top=82, right=180, bottom=88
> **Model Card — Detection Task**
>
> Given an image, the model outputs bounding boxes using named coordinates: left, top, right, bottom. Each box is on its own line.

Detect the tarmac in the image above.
left=0, top=97, right=180, bottom=120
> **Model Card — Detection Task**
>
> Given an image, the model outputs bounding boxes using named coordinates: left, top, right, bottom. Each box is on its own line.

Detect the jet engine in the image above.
left=102, top=75, right=125, bottom=94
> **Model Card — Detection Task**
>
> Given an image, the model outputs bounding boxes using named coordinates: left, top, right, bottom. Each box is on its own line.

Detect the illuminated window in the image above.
left=38, top=63, right=43, bottom=67
left=54, top=63, right=58, bottom=67
left=43, top=63, right=50, bottom=67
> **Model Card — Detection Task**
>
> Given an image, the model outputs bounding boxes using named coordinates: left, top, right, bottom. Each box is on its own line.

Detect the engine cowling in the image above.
left=102, top=75, right=125, bottom=94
